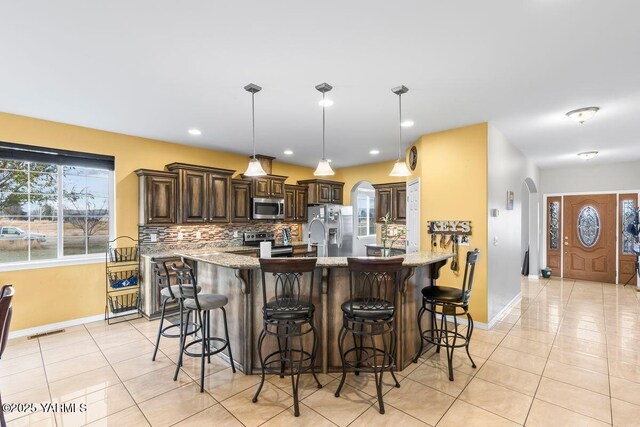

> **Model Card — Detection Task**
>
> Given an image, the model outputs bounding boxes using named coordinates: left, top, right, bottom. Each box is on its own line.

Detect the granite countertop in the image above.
left=141, top=241, right=312, bottom=259
left=175, top=249, right=453, bottom=270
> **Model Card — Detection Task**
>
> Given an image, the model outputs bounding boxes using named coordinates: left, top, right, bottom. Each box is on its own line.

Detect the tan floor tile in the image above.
left=489, top=346, right=546, bottom=375
left=173, top=404, right=243, bottom=427
left=553, top=334, right=608, bottom=359
left=138, top=382, right=216, bottom=427
left=100, top=338, right=156, bottom=365
left=223, top=381, right=293, bottom=427
left=351, top=403, right=428, bottom=426
left=2, top=386, right=51, bottom=423
left=0, top=352, right=43, bottom=378
left=176, top=353, right=231, bottom=382
left=48, top=365, right=121, bottom=402
left=2, top=339, right=41, bottom=360
left=203, top=368, right=261, bottom=401
left=459, top=377, right=532, bottom=424
left=0, top=366, right=48, bottom=397
left=438, top=399, right=520, bottom=427
left=507, top=328, right=556, bottom=345
left=611, top=398, right=640, bottom=427
left=544, top=359, right=609, bottom=395
left=45, top=351, right=109, bottom=383
left=92, top=329, right=147, bottom=351
left=469, top=328, right=506, bottom=345
left=535, top=377, right=611, bottom=423
left=6, top=413, right=56, bottom=427
left=267, top=372, right=334, bottom=400
left=407, top=363, right=472, bottom=397
left=499, top=334, right=552, bottom=358
left=609, top=359, right=640, bottom=383
left=85, top=406, right=150, bottom=426
left=548, top=347, right=608, bottom=374
left=333, top=371, right=403, bottom=399
left=54, top=383, right=135, bottom=426
left=38, top=330, right=93, bottom=351
left=525, top=399, right=610, bottom=427
left=468, top=339, right=498, bottom=359
left=262, top=403, right=337, bottom=427
left=608, top=346, right=640, bottom=366
left=302, top=380, right=375, bottom=426
left=490, top=321, right=514, bottom=333
left=475, top=360, right=540, bottom=396
left=383, top=378, right=454, bottom=426
left=423, top=349, right=484, bottom=376
left=111, top=352, right=174, bottom=382
left=41, top=339, right=100, bottom=365
left=123, top=365, right=192, bottom=403
left=610, top=376, right=640, bottom=406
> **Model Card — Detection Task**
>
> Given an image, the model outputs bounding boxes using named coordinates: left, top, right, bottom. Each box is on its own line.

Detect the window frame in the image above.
left=0, top=162, right=115, bottom=272
left=355, top=188, right=376, bottom=239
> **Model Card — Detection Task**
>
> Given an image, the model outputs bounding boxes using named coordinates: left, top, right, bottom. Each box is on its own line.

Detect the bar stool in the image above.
left=172, top=260, right=235, bottom=392
left=335, top=257, right=403, bottom=414
left=150, top=259, right=201, bottom=361
left=413, top=249, right=480, bottom=381
left=1, top=285, right=15, bottom=427
left=253, top=258, right=321, bottom=417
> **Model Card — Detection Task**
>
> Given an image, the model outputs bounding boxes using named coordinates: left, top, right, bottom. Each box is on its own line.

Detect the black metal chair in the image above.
left=150, top=259, right=201, bottom=361
left=172, top=260, right=235, bottom=392
left=1, top=284, right=15, bottom=427
left=335, top=257, right=403, bottom=415
left=413, top=249, right=480, bottom=381
left=253, top=258, right=321, bottom=417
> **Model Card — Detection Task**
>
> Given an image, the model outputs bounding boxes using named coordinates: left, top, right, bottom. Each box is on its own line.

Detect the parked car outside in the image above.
left=0, top=226, right=47, bottom=243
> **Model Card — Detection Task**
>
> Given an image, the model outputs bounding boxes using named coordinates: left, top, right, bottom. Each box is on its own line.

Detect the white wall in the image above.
left=540, top=159, right=640, bottom=195
left=487, top=124, right=540, bottom=322
left=351, top=181, right=375, bottom=256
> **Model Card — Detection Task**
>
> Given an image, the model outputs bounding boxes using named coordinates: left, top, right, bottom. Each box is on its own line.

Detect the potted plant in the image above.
left=380, top=213, right=406, bottom=257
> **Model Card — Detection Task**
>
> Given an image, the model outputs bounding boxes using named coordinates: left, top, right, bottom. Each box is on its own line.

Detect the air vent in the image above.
left=27, top=329, right=66, bottom=340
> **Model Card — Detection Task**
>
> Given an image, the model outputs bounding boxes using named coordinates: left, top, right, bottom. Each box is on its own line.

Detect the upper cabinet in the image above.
left=284, top=184, right=308, bottom=222
left=231, top=179, right=251, bottom=223
left=136, top=169, right=178, bottom=225
left=373, top=182, right=406, bottom=224
left=166, top=163, right=235, bottom=224
left=298, top=179, right=345, bottom=205
left=248, top=175, right=287, bottom=199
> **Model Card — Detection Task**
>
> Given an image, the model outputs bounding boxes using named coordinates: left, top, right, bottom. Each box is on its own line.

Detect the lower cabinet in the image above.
left=365, top=246, right=406, bottom=257
left=293, top=245, right=318, bottom=257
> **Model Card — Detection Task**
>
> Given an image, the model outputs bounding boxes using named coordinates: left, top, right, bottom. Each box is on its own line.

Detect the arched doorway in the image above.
left=521, top=177, right=539, bottom=277
left=351, top=181, right=376, bottom=256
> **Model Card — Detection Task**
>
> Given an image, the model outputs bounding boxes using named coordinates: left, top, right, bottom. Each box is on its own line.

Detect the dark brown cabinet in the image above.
left=166, top=163, right=235, bottom=224
left=298, top=179, right=345, bottom=205
left=373, top=182, right=406, bottom=224
left=136, top=169, right=178, bottom=225
left=231, top=179, right=252, bottom=223
left=246, top=175, right=287, bottom=199
left=284, top=184, right=308, bottom=222
left=365, top=245, right=406, bottom=257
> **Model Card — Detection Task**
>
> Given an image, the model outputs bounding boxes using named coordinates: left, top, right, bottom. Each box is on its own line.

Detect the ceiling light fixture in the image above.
left=188, top=128, right=202, bottom=136
left=242, top=83, right=267, bottom=177
left=370, top=149, right=380, bottom=155
left=566, top=107, right=599, bottom=124
left=318, top=99, right=334, bottom=107
left=401, top=120, right=414, bottom=127
left=577, top=151, right=598, bottom=160
left=314, top=83, right=335, bottom=176
left=389, top=85, right=412, bottom=177
left=283, top=150, right=294, bottom=155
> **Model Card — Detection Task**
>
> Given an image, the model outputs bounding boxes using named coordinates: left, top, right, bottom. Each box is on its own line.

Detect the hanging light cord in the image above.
left=397, top=92, right=403, bottom=161
left=251, top=91, right=257, bottom=159
left=322, top=92, right=326, bottom=160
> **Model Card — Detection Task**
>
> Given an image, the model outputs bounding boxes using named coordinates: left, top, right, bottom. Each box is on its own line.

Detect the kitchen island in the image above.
left=166, top=249, right=453, bottom=374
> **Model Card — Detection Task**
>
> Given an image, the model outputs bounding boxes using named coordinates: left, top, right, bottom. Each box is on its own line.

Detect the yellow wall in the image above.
left=411, top=123, right=489, bottom=322
left=0, top=112, right=314, bottom=331
left=333, top=159, right=401, bottom=205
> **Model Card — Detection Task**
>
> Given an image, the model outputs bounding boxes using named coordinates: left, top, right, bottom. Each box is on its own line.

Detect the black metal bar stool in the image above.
left=172, top=260, right=235, bottom=392
left=253, top=258, right=321, bottom=417
left=413, top=249, right=480, bottom=381
left=150, top=259, right=201, bottom=361
left=335, top=257, right=403, bottom=415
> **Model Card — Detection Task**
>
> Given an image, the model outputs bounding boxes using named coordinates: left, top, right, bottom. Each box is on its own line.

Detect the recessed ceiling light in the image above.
left=327, top=159, right=332, bottom=163
left=401, top=120, right=414, bottom=127
left=318, top=99, right=334, bottom=107
left=577, top=151, right=598, bottom=160
left=283, top=150, right=294, bottom=155
left=369, top=149, right=380, bottom=155
left=188, top=128, right=202, bottom=136
left=566, top=107, right=599, bottom=124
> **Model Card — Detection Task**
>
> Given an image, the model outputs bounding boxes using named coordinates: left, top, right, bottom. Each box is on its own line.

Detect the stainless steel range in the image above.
left=242, top=232, right=293, bottom=257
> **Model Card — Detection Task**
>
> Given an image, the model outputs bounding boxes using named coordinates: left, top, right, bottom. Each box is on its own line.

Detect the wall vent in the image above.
left=27, top=329, right=66, bottom=340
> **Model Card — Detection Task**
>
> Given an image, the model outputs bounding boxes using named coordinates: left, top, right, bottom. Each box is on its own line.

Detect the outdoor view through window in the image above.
left=0, top=159, right=111, bottom=264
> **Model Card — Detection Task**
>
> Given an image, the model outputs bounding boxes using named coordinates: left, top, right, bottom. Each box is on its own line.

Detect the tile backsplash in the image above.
left=139, top=221, right=301, bottom=253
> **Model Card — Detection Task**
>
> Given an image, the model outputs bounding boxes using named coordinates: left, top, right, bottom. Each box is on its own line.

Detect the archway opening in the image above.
left=351, top=181, right=375, bottom=256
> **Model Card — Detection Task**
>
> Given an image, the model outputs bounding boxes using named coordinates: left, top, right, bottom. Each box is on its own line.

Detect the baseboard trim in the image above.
left=9, top=313, right=105, bottom=339
left=527, top=274, right=540, bottom=280
left=487, top=292, right=522, bottom=329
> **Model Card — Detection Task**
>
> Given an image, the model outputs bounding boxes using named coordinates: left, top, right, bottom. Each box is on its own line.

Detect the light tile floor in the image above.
left=2, top=277, right=640, bottom=426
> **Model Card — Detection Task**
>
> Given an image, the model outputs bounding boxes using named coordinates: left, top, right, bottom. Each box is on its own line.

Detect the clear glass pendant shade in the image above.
left=314, top=159, right=335, bottom=176
left=389, top=160, right=412, bottom=177
left=244, top=157, right=267, bottom=177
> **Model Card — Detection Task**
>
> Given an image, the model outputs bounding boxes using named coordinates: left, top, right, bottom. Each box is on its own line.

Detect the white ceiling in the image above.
left=1, top=1, right=639, bottom=169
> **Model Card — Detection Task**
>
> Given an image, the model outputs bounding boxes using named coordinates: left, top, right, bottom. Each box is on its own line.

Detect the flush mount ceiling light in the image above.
left=389, top=85, right=412, bottom=177
left=566, top=107, right=599, bottom=124
left=243, top=83, right=267, bottom=177
left=369, top=149, right=380, bottom=155
left=314, top=82, right=335, bottom=176
left=188, top=128, right=202, bottom=136
left=401, top=120, right=414, bottom=127
left=318, top=99, right=334, bottom=107
left=283, top=150, right=294, bottom=155
left=577, top=151, right=598, bottom=160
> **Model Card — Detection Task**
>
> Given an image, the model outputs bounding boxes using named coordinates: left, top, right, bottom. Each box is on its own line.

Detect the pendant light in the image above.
left=314, top=82, right=335, bottom=176
left=389, top=85, right=412, bottom=177
left=243, top=83, right=267, bottom=177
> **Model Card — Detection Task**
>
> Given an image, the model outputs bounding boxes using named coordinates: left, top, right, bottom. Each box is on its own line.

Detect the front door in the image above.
left=563, top=194, right=616, bottom=283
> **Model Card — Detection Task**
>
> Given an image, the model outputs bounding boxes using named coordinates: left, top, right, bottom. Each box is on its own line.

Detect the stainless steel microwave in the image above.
left=252, top=197, right=285, bottom=220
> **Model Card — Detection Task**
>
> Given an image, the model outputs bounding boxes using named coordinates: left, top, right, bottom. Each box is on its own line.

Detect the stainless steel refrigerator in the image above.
left=304, top=205, right=353, bottom=257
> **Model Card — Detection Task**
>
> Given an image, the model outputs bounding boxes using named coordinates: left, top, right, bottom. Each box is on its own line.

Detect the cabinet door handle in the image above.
left=148, top=217, right=152, bottom=222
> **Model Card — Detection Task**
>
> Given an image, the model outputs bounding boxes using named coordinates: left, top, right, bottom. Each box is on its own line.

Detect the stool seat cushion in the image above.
left=421, top=286, right=467, bottom=304
left=341, top=298, right=394, bottom=320
left=161, top=285, right=201, bottom=300
left=264, top=299, right=314, bottom=320
left=184, top=293, right=228, bottom=310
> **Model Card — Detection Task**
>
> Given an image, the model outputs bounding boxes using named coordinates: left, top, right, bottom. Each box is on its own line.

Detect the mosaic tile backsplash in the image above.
left=139, top=221, right=302, bottom=254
